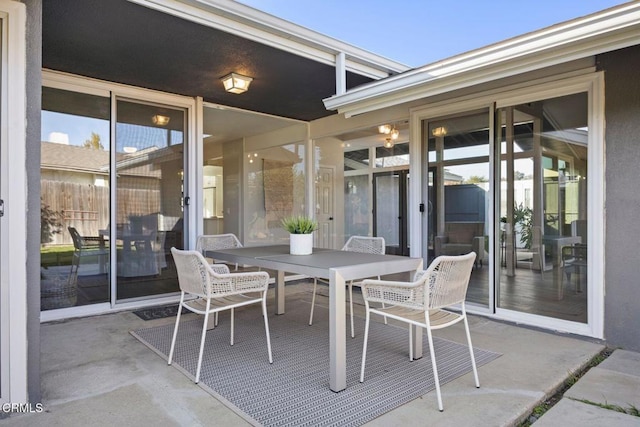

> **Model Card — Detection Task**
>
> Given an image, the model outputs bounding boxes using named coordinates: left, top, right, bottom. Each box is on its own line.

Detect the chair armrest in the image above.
left=472, top=236, right=485, bottom=258
left=80, top=236, right=106, bottom=249
left=361, top=278, right=426, bottom=310
left=210, top=264, right=230, bottom=275
left=209, top=270, right=270, bottom=296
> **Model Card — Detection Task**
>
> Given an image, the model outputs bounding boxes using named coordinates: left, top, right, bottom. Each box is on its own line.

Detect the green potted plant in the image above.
left=281, top=215, right=318, bottom=255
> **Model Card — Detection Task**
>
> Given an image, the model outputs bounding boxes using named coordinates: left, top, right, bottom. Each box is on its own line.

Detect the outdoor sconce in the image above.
left=222, top=72, right=253, bottom=94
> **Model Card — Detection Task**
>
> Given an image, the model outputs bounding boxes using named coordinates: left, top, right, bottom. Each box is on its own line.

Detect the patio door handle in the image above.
left=0, top=199, right=4, bottom=217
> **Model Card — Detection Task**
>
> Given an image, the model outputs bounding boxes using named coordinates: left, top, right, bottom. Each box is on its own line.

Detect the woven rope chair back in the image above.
left=424, top=252, right=476, bottom=309
left=196, top=234, right=242, bottom=253
left=171, top=248, right=212, bottom=298
left=342, top=236, right=385, bottom=254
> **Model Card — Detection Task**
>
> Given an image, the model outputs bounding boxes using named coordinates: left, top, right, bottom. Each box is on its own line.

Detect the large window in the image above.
left=200, top=105, right=307, bottom=248
left=40, top=87, right=111, bottom=310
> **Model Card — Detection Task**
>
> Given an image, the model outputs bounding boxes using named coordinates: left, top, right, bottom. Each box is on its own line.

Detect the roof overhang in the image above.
left=324, top=2, right=640, bottom=117
left=128, top=0, right=409, bottom=79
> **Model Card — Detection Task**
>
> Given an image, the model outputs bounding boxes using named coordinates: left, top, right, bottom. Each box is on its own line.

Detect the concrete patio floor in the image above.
left=0, top=282, right=623, bottom=426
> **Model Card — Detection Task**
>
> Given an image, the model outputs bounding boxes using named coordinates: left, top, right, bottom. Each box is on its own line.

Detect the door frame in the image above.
left=39, top=72, right=197, bottom=318
left=373, top=169, right=409, bottom=255
left=0, top=0, right=27, bottom=404
left=410, top=70, right=605, bottom=339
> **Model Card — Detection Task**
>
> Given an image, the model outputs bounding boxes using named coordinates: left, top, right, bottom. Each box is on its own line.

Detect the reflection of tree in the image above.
left=83, top=132, right=104, bottom=150
left=466, top=175, right=488, bottom=184
left=41, top=200, right=64, bottom=245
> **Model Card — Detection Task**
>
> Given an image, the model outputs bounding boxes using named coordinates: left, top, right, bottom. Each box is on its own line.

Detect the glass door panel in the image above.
left=345, top=174, right=370, bottom=239
left=426, top=110, right=491, bottom=307
left=496, top=93, right=588, bottom=322
left=115, top=100, right=185, bottom=300
left=41, top=87, right=111, bottom=309
left=374, top=170, right=409, bottom=255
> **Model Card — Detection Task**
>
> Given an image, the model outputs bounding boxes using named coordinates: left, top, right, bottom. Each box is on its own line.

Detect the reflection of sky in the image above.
left=41, top=111, right=184, bottom=152
left=431, top=141, right=532, bottom=180
left=42, top=111, right=109, bottom=148
left=115, top=123, right=183, bottom=152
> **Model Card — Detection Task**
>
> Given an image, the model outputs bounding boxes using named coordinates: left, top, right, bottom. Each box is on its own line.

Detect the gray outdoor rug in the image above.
left=131, top=300, right=500, bottom=427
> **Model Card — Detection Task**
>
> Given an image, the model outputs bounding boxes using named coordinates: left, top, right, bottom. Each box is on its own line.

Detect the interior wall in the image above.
left=600, top=45, right=640, bottom=351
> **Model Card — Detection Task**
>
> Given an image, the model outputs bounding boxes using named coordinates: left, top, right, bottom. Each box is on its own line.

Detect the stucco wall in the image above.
left=24, top=0, right=42, bottom=401
left=600, top=45, right=640, bottom=351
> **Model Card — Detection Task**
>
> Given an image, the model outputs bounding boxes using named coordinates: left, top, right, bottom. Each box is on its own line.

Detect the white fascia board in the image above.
left=324, top=3, right=640, bottom=116
left=127, top=0, right=409, bottom=79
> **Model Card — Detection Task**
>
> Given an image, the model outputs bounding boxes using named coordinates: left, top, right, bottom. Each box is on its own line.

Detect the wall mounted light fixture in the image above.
left=222, top=72, right=253, bottom=94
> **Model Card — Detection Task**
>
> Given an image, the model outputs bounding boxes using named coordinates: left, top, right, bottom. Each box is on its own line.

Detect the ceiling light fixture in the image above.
left=152, top=115, right=170, bottom=126
left=432, top=126, right=447, bottom=137
left=379, top=124, right=400, bottom=140
left=384, top=137, right=394, bottom=149
left=221, top=72, right=253, bottom=94
left=378, top=124, right=392, bottom=134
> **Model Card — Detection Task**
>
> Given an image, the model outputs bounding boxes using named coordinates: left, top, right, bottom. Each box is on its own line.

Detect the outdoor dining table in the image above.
left=204, top=244, right=423, bottom=392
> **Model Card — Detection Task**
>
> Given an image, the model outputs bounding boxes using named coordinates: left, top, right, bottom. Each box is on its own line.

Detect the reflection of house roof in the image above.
left=41, top=141, right=110, bottom=174
left=41, top=142, right=160, bottom=179
left=444, top=170, right=464, bottom=182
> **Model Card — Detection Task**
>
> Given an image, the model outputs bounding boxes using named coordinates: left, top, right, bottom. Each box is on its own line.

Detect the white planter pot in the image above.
left=290, top=233, right=313, bottom=255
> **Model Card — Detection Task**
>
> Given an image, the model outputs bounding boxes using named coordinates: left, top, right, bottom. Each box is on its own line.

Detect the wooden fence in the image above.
left=41, top=179, right=160, bottom=246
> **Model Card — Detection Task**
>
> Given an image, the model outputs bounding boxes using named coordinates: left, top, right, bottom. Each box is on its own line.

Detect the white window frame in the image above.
left=40, top=70, right=198, bottom=319
left=0, top=0, right=27, bottom=404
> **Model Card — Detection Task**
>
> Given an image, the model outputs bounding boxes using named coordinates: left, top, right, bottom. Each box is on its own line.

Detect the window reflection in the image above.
left=40, top=87, right=111, bottom=310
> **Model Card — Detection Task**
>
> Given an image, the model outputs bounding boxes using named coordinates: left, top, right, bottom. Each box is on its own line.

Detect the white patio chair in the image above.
left=359, top=252, right=479, bottom=412
left=196, top=233, right=243, bottom=270
left=168, top=248, right=273, bottom=384
left=308, top=236, right=385, bottom=338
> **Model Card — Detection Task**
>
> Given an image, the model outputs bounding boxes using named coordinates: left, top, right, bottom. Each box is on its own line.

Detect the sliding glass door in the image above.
left=421, top=91, right=590, bottom=324
left=115, top=100, right=185, bottom=301
left=496, top=93, right=588, bottom=322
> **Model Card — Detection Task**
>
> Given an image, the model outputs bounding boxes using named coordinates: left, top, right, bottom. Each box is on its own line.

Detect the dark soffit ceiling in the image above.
left=42, top=0, right=376, bottom=122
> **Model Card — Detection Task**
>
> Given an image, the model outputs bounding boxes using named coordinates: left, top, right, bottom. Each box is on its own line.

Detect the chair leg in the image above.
left=377, top=277, right=388, bottom=325
left=426, top=327, right=444, bottom=412
left=195, top=301, right=212, bottom=384
left=409, top=324, right=413, bottom=361
left=359, top=308, right=371, bottom=383
left=168, top=293, right=185, bottom=365
left=309, top=278, right=318, bottom=325
left=349, top=281, right=355, bottom=338
left=463, top=311, right=480, bottom=389
left=68, top=254, right=80, bottom=286
left=230, top=308, right=235, bottom=346
left=262, top=297, right=273, bottom=364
